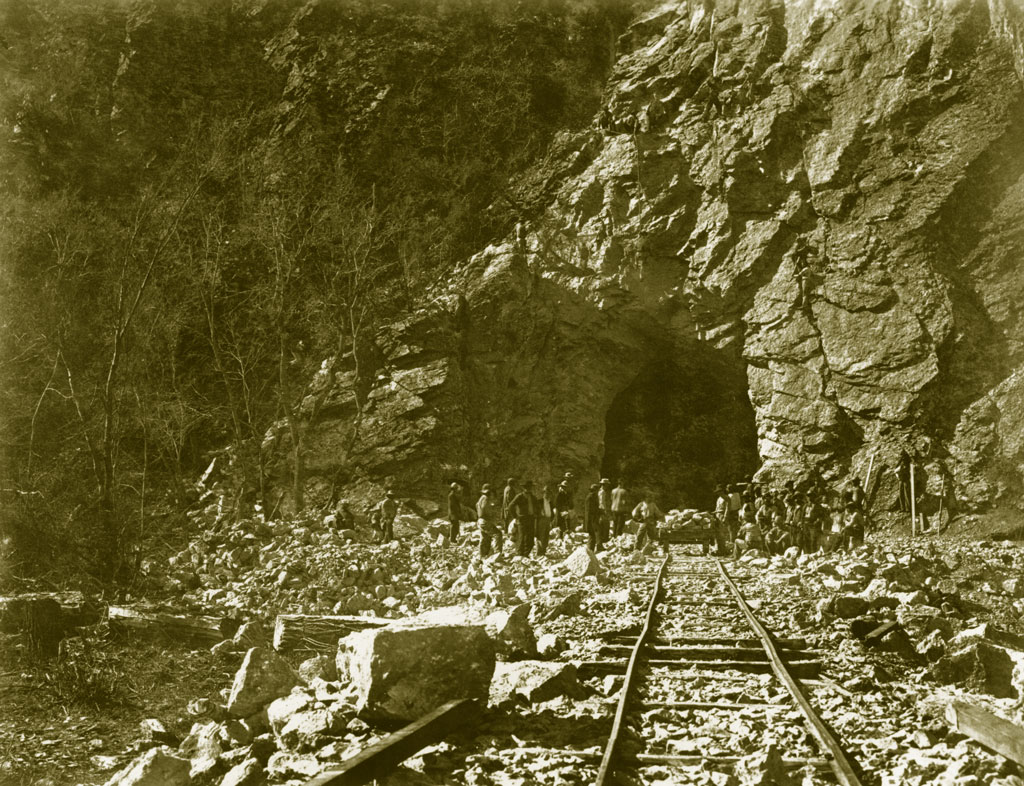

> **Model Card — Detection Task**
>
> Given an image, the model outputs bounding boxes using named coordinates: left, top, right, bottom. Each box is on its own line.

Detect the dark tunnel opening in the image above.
left=600, top=353, right=759, bottom=511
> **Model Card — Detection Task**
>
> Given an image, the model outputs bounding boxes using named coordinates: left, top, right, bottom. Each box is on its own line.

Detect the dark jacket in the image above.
left=448, top=489, right=463, bottom=521
left=511, top=490, right=537, bottom=520
left=555, top=487, right=572, bottom=511
left=584, top=490, right=600, bottom=529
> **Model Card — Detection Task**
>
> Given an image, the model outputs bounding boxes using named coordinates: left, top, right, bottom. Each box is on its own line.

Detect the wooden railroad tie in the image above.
left=511, top=747, right=832, bottom=771
left=598, top=644, right=821, bottom=662
left=577, top=658, right=823, bottom=680
left=305, top=699, right=480, bottom=786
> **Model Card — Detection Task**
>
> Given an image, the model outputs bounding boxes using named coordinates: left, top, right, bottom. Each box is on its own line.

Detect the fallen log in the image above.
left=946, top=700, right=1024, bottom=767
left=273, top=614, right=390, bottom=652
left=107, top=607, right=238, bottom=646
left=305, top=699, right=480, bottom=785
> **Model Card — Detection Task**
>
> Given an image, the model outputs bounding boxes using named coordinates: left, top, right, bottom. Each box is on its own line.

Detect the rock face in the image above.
left=336, top=623, right=495, bottom=723
left=290, top=0, right=1024, bottom=512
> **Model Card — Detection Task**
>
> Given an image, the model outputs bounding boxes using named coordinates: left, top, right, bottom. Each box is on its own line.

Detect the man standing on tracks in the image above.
left=727, top=483, right=743, bottom=538
left=632, top=497, right=664, bottom=552
left=713, top=485, right=731, bottom=556
left=511, top=480, right=538, bottom=557
left=611, top=479, right=628, bottom=538
left=584, top=483, right=602, bottom=551
left=477, top=484, right=501, bottom=558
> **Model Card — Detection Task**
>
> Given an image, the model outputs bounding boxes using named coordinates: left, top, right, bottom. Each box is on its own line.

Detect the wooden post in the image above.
left=909, top=461, right=917, bottom=537
left=863, top=450, right=876, bottom=492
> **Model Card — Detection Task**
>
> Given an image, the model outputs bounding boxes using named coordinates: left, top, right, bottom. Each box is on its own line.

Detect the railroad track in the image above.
left=584, top=547, right=868, bottom=785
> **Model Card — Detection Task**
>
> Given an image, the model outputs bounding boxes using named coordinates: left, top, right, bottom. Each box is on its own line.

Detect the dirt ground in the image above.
left=0, top=633, right=230, bottom=786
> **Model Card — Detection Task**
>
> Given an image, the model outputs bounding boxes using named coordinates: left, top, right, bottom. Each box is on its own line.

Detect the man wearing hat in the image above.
left=477, top=484, right=501, bottom=558
left=447, top=482, right=465, bottom=543
left=378, top=489, right=398, bottom=544
left=502, top=477, right=517, bottom=530
left=611, top=480, right=628, bottom=538
left=510, top=480, right=539, bottom=557
left=598, top=478, right=613, bottom=545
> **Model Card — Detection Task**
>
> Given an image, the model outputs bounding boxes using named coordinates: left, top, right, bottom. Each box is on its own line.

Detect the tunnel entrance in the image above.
left=600, top=352, right=759, bottom=510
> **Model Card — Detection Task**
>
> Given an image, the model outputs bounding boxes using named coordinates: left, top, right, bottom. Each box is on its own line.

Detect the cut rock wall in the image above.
left=290, top=0, right=1024, bottom=511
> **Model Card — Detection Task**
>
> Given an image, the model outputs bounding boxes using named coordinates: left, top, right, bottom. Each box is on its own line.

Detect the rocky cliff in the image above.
left=291, top=0, right=1024, bottom=512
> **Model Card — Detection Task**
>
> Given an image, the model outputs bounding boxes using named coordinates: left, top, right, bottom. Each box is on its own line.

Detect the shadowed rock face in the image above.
left=291, top=0, right=1024, bottom=511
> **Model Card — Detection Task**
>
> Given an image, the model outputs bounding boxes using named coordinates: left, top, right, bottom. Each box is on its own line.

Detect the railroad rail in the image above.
left=592, top=547, right=867, bottom=785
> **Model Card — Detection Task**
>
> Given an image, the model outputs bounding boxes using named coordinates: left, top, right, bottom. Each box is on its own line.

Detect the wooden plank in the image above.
left=863, top=621, right=899, bottom=646
left=716, top=560, right=865, bottom=786
left=946, top=700, right=1024, bottom=767
left=108, top=606, right=236, bottom=647
left=600, top=632, right=808, bottom=649
left=578, top=659, right=821, bottom=679
left=595, top=555, right=670, bottom=786
left=502, top=747, right=830, bottom=770
left=305, top=699, right=480, bottom=786
left=599, top=644, right=820, bottom=661
left=640, top=701, right=791, bottom=712
left=273, top=614, right=390, bottom=652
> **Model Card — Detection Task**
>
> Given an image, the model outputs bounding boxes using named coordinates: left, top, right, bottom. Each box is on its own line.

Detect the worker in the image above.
left=611, top=480, right=629, bottom=538
left=536, top=483, right=554, bottom=556
left=598, top=478, right=613, bottom=545
left=477, top=484, right=501, bottom=558
left=510, top=480, right=538, bottom=557
left=632, top=498, right=664, bottom=552
left=726, top=484, right=743, bottom=538
left=713, top=485, right=730, bottom=555
left=584, top=483, right=602, bottom=552
left=447, top=482, right=465, bottom=543
left=378, top=489, right=398, bottom=544
left=502, top=477, right=517, bottom=529
left=734, top=514, right=764, bottom=558
left=554, top=480, right=573, bottom=536
left=843, top=502, right=865, bottom=550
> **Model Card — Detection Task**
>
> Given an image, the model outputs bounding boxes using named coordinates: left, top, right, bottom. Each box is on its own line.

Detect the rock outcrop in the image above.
left=288, top=0, right=1024, bottom=512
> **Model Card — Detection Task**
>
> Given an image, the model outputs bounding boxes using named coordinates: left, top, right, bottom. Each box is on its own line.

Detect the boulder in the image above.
left=917, top=630, right=947, bottom=662
left=562, top=546, right=600, bottom=578
left=298, top=654, right=337, bottom=684
left=489, top=661, right=585, bottom=706
left=336, top=623, right=494, bottom=723
left=931, top=642, right=1018, bottom=699
left=536, top=591, right=583, bottom=622
left=219, top=758, right=264, bottom=786
left=485, top=604, right=537, bottom=660
left=226, top=647, right=298, bottom=718
left=1003, top=578, right=1024, bottom=598
left=232, top=621, right=267, bottom=648
left=138, top=719, right=179, bottom=748
left=104, top=747, right=191, bottom=786
left=178, top=721, right=222, bottom=763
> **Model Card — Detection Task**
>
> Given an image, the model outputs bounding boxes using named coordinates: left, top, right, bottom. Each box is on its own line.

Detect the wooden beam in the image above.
left=946, top=701, right=1024, bottom=767
left=497, top=747, right=831, bottom=770
left=640, top=701, right=791, bottom=712
left=107, top=606, right=237, bottom=647
left=305, top=699, right=480, bottom=786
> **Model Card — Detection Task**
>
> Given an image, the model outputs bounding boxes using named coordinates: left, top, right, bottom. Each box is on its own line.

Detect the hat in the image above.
left=558, top=482, right=568, bottom=489
left=385, top=489, right=395, bottom=498
left=600, top=478, right=611, bottom=486
left=564, top=471, right=574, bottom=478
left=590, top=483, right=599, bottom=491
left=450, top=482, right=460, bottom=490
left=506, top=477, right=516, bottom=485
left=481, top=484, right=491, bottom=493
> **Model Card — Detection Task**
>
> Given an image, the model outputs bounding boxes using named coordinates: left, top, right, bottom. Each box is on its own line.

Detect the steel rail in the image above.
left=716, top=559, right=865, bottom=786
left=594, top=553, right=670, bottom=785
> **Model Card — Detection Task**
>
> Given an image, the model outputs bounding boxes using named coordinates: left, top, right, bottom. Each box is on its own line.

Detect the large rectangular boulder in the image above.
left=336, top=623, right=494, bottom=723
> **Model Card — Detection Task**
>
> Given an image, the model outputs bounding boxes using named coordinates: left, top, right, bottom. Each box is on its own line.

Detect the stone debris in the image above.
left=225, top=647, right=297, bottom=718
left=488, top=661, right=585, bottom=706
left=484, top=603, right=537, bottom=660
left=103, top=747, right=190, bottom=786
